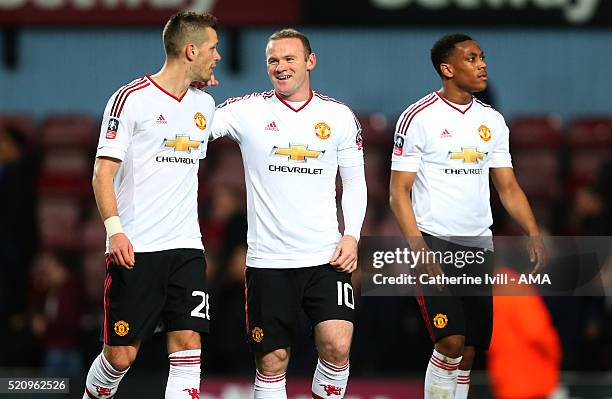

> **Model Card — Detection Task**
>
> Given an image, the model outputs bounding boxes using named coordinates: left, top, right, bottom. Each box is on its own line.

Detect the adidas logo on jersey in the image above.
left=157, top=114, right=168, bottom=124
left=440, top=129, right=452, bottom=138
left=265, top=121, right=279, bottom=131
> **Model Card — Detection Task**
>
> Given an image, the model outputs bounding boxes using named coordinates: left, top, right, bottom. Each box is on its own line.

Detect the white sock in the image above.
left=254, top=370, right=287, bottom=399
left=424, top=349, right=462, bottom=399
left=311, top=357, right=350, bottom=398
left=165, top=349, right=201, bottom=399
left=83, top=352, right=128, bottom=399
left=455, top=369, right=471, bottom=399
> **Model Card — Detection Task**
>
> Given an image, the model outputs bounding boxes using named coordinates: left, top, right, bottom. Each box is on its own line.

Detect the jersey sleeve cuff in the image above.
left=391, top=160, right=420, bottom=172
left=96, top=147, right=126, bottom=161
left=338, top=157, right=365, bottom=168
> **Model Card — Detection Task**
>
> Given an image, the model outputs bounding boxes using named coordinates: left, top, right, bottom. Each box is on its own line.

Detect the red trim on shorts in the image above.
left=415, top=282, right=436, bottom=342
left=244, top=268, right=251, bottom=342
left=103, top=255, right=112, bottom=344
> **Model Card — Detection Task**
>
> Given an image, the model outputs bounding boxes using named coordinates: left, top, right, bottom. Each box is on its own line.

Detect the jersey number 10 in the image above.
left=337, top=282, right=355, bottom=309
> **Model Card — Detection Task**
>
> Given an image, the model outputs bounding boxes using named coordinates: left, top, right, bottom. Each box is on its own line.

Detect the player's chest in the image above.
left=134, top=104, right=212, bottom=151
left=242, top=109, right=339, bottom=157
left=425, top=116, right=497, bottom=159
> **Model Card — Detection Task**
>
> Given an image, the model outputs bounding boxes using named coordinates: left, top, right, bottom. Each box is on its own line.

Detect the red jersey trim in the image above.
left=114, top=82, right=150, bottom=118
left=110, top=77, right=145, bottom=117
left=146, top=74, right=187, bottom=102
left=435, top=91, right=473, bottom=114
left=397, top=96, right=439, bottom=135
left=275, top=90, right=313, bottom=112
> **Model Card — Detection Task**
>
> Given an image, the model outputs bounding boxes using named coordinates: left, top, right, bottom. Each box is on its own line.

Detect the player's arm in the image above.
left=209, top=99, right=241, bottom=142
left=330, top=165, right=367, bottom=273
left=389, top=171, right=442, bottom=278
left=491, top=167, right=546, bottom=273
left=92, top=156, right=135, bottom=269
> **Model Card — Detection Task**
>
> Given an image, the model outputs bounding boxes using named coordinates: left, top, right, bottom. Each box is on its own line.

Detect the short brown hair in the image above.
left=163, top=12, right=218, bottom=58
left=268, top=28, right=312, bottom=58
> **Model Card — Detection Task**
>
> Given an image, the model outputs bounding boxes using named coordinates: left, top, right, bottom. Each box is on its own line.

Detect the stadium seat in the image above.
left=509, top=115, right=563, bottom=200
left=38, top=195, right=81, bottom=249
left=0, top=113, right=36, bottom=144
left=566, top=117, right=612, bottom=186
left=37, top=148, right=92, bottom=196
left=41, top=114, right=97, bottom=148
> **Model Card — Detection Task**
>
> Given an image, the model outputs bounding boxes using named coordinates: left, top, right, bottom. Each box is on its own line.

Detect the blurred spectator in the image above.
left=0, top=125, right=39, bottom=364
left=28, top=249, right=83, bottom=376
left=205, top=184, right=252, bottom=374
left=488, top=267, right=563, bottom=399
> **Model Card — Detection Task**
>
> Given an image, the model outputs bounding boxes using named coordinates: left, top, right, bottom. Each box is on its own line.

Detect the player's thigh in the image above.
left=163, top=249, right=210, bottom=335
left=246, top=267, right=301, bottom=354
left=103, top=252, right=167, bottom=345
left=303, top=264, right=356, bottom=327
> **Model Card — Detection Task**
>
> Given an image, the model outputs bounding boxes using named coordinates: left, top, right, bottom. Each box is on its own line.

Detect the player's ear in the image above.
left=306, top=52, right=316, bottom=71
left=440, top=63, right=453, bottom=79
left=185, top=43, right=197, bottom=61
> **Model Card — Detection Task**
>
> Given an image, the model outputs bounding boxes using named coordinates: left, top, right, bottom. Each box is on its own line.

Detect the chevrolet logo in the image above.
left=448, top=147, right=487, bottom=163
left=272, top=144, right=324, bottom=162
left=164, top=135, right=202, bottom=152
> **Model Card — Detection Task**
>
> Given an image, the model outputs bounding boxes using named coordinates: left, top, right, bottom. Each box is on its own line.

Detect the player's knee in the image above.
left=435, top=335, right=465, bottom=358
left=103, top=347, right=137, bottom=371
left=167, top=330, right=201, bottom=353
left=255, top=349, right=290, bottom=374
left=318, top=340, right=351, bottom=365
left=460, top=346, right=476, bottom=369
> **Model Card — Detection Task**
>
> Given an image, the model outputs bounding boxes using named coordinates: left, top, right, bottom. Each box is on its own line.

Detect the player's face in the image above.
left=266, top=38, right=316, bottom=101
left=446, top=40, right=487, bottom=93
left=194, top=27, right=221, bottom=82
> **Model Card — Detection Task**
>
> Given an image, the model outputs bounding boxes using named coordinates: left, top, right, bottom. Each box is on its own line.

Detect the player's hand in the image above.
left=109, top=233, right=135, bottom=269
left=527, top=235, right=547, bottom=275
left=330, top=235, right=358, bottom=273
left=411, top=243, right=444, bottom=291
left=190, top=73, right=219, bottom=89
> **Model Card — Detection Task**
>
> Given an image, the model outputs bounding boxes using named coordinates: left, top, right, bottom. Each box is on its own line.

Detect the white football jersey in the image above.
left=212, top=90, right=364, bottom=268
left=391, top=91, right=512, bottom=249
left=96, top=75, right=215, bottom=253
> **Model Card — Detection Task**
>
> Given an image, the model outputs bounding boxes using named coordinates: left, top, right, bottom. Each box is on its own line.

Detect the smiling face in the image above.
left=266, top=37, right=316, bottom=102
left=441, top=40, right=488, bottom=93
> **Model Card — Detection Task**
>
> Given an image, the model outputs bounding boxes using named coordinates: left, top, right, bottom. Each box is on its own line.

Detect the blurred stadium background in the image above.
left=1, top=0, right=611, bottom=398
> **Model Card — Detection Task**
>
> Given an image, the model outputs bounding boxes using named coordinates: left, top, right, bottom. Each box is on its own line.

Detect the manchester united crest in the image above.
left=194, top=112, right=207, bottom=130
left=114, top=320, right=129, bottom=336
left=478, top=124, right=492, bottom=142
left=433, top=313, right=448, bottom=329
left=252, top=326, right=264, bottom=343
left=314, top=122, right=331, bottom=140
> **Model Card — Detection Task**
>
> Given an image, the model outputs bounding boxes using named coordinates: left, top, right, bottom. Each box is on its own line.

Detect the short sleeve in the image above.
left=337, top=109, right=364, bottom=168
left=210, top=99, right=241, bottom=142
left=96, top=91, right=134, bottom=161
left=488, top=115, right=513, bottom=168
left=390, top=113, right=426, bottom=172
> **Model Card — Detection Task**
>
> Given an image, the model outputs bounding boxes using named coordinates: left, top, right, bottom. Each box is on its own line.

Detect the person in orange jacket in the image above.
left=488, top=267, right=562, bottom=399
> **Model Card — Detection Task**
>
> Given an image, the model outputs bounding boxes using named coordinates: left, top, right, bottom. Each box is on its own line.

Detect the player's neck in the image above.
left=438, top=86, right=472, bottom=105
left=150, top=63, right=192, bottom=99
left=276, top=87, right=312, bottom=103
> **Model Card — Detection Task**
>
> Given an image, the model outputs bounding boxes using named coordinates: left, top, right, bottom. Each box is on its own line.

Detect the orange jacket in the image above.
left=488, top=268, right=561, bottom=399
